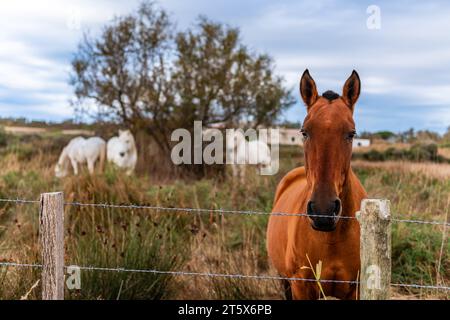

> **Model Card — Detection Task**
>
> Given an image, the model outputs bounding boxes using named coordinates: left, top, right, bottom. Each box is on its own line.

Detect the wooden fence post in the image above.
left=358, top=199, right=391, bottom=300
left=40, top=192, right=65, bottom=300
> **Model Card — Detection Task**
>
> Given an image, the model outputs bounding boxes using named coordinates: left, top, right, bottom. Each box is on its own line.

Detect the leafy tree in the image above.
left=375, top=130, right=396, bottom=141
left=70, top=2, right=294, bottom=175
left=400, top=128, right=415, bottom=143
left=415, top=130, right=440, bottom=142
left=71, top=2, right=173, bottom=151
left=171, top=17, right=294, bottom=129
left=278, top=120, right=301, bottom=129
left=357, top=130, right=372, bottom=139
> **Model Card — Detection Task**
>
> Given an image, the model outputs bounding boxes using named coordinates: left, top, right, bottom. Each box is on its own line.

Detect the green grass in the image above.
left=66, top=212, right=185, bottom=300
left=0, top=139, right=448, bottom=299
left=353, top=166, right=449, bottom=297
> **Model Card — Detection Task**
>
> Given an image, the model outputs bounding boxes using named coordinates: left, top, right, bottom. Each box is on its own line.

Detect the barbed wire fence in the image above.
left=1, top=197, right=448, bottom=226
left=1, top=261, right=448, bottom=291
left=0, top=195, right=448, bottom=300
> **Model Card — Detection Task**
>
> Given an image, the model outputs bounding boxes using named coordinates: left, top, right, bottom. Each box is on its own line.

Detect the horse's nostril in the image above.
left=333, top=199, right=341, bottom=215
left=307, top=201, right=315, bottom=214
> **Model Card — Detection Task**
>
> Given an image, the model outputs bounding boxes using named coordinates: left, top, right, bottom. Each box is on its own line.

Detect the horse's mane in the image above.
left=57, top=146, right=68, bottom=164
left=128, top=133, right=137, bottom=152
left=57, top=146, right=71, bottom=172
left=322, top=90, right=340, bottom=101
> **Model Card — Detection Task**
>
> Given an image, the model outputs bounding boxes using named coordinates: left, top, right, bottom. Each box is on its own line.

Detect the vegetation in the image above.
left=353, top=143, right=449, bottom=163
left=0, top=0, right=447, bottom=302
left=359, top=127, right=450, bottom=145
left=70, top=2, right=294, bottom=177
left=0, top=117, right=97, bottom=131
left=0, top=135, right=448, bottom=299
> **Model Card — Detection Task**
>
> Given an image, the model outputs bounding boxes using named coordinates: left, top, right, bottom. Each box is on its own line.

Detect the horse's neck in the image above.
left=58, top=147, right=71, bottom=169
left=129, top=138, right=137, bottom=152
left=120, top=135, right=136, bottom=151
left=58, top=147, right=68, bottom=163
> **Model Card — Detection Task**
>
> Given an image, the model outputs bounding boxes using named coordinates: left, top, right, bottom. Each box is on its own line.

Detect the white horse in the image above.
left=55, top=136, right=106, bottom=178
left=226, top=130, right=271, bottom=181
left=107, top=129, right=137, bottom=175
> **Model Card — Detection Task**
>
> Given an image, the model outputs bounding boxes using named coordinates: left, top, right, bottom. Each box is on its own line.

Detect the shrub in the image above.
left=362, top=149, right=385, bottom=161
left=0, top=129, right=8, bottom=148
left=65, top=212, right=187, bottom=299
left=354, top=143, right=448, bottom=163
left=408, top=143, right=438, bottom=161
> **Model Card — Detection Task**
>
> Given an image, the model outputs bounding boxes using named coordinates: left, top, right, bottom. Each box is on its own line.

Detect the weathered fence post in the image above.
left=40, top=192, right=64, bottom=300
left=358, top=199, right=391, bottom=300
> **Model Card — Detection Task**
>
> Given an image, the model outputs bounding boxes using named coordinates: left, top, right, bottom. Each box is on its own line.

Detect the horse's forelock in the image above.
left=119, top=130, right=134, bottom=140
left=322, top=90, right=340, bottom=101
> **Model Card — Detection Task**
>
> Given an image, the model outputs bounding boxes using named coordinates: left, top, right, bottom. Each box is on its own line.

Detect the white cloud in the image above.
left=0, top=0, right=449, bottom=132
left=0, top=0, right=142, bottom=119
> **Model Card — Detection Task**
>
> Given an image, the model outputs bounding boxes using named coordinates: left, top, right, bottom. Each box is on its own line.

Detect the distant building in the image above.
left=353, top=138, right=371, bottom=148
left=203, top=126, right=368, bottom=148
left=277, top=128, right=303, bottom=146
left=203, top=126, right=304, bottom=146
left=247, top=128, right=303, bottom=146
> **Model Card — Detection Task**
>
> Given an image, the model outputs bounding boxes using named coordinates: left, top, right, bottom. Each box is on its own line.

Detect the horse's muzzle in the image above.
left=307, top=199, right=341, bottom=232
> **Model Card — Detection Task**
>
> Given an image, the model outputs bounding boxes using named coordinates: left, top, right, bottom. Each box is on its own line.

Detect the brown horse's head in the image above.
left=299, top=69, right=361, bottom=232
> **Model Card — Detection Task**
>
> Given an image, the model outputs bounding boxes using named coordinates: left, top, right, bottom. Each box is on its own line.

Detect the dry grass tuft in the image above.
left=352, top=160, right=450, bottom=179
left=0, top=138, right=448, bottom=299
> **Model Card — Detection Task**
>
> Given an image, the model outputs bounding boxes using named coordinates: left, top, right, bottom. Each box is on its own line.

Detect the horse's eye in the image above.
left=300, top=129, right=309, bottom=140
left=347, top=131, right=357, bottom=141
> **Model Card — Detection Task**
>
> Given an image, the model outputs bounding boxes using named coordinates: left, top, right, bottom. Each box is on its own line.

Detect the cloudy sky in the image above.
left=1, top=0, right=450, bottom=133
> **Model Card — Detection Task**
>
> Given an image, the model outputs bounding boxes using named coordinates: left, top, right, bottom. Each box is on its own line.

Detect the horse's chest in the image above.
left=287, top=234, right=359, bottom=277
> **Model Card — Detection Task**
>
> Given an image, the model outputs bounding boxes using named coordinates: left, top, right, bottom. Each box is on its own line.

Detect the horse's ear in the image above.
left=300, top=69, right=318, bottom=110
left=342, top=70, right=361, bottom=110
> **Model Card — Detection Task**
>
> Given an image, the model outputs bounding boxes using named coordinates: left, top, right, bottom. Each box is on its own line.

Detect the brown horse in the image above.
left=266, top=70, right=367, bottom=300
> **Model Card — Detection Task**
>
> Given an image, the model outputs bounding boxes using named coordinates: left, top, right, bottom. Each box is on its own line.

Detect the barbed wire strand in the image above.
left=0, top=198, right=448, bottom=226
left=0, top=262, right=42, bottom=269
left=0, top=198, right=40, bottom=204
left=66, top=201, right=357, bottom=220
left=1, top=262, right=449, bottom=291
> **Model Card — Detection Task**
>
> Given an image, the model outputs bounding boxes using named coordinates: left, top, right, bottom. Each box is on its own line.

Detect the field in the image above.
left=0, top=133, right=448, bottom=300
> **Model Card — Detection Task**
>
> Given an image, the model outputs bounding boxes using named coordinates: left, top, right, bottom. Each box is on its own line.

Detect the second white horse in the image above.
left=107, top=129, right=138, bottom=175
left=226, top=130, right=271, bottom=181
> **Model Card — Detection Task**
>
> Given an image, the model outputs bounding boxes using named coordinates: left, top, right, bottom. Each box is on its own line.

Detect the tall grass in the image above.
left=353, top=165, right=449, bottom=298
left=0, top=137, right=448, bottom=299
